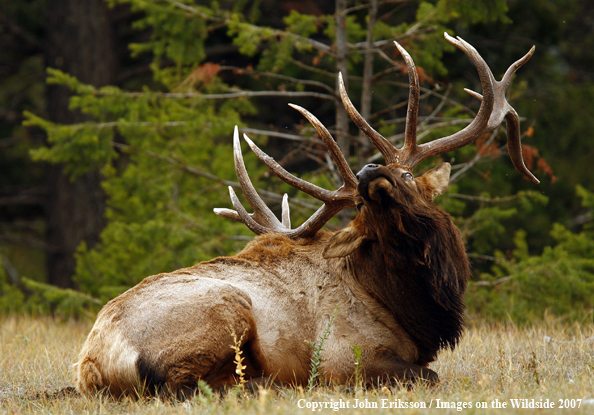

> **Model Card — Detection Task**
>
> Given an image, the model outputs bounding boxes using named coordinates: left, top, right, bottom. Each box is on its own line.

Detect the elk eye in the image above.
left=402, top=172, right=413, bottom=180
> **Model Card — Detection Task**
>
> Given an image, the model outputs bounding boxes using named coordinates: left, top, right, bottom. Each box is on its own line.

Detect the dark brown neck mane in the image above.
left=351, top=203, right=469, bottom=365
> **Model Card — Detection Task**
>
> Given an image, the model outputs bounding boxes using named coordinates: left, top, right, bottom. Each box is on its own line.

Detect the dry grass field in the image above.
left=1, top=315, right=593, bottom=414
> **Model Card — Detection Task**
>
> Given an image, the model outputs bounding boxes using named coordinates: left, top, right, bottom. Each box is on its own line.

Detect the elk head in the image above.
left=215, top=33, right=537, bottom=242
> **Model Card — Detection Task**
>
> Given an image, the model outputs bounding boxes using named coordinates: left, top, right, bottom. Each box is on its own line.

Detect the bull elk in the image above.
left=74, top=34, right=537, bottom=398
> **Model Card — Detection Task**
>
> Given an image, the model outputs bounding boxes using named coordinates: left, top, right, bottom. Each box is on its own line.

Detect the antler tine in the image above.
left=501, top=45, right=535, bottom=93
left=216, top=188, right=295, bottom=234
left=232, top=126, right=286, bottom=228
left=214, top=186, right=275, bottom=235
left=213, top=127, right=282, bottom=229
left=461, top=45, right=536, bottom=131
left=406, top=34, right=495, bottom=165
left=226, top=186, right=270, bottom=235
left=289, top=102, right=358, bottom=189
left=337, top=73, right=399, bottom=165
left=393, top=41, right=420, bottom=158
left=281, top=193, right=291, bottom=228
left=214, top=126, right=288, bottom=232
left=504, top=108, right=540, bottom=183
left=494, top=46, right=537, bottom=184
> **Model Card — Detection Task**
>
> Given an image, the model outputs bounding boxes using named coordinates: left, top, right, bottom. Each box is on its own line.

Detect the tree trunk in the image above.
left=44, top=0, right=118, bottom=287
left=357, top=0, right=377, bottom=171
left=334, top=0, right=349, bottom=156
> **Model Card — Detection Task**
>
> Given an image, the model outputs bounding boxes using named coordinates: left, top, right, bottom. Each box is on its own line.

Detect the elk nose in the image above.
left=356, top=164, right=379, bottom=180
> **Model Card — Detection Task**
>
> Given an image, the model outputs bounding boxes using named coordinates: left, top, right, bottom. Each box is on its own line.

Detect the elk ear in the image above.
left=323, top=224, right=366, bottom=259
left=417, top=162, right=451, bottom=201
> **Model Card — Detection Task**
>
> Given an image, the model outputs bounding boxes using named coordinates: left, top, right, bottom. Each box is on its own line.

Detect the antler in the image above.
left=213, top=126, right=293, bottom=234
left=214, top=117, right=358, bottom=238
left=339, top=32, right=539, bottom=183
left=216, top=34, right=537, bottom=237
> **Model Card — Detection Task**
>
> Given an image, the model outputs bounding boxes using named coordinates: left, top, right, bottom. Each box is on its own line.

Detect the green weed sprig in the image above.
left=307, top=308, right=338, bottom=391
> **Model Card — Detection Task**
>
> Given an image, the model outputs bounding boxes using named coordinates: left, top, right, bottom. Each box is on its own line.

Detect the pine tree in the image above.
left=18, top=0, right=550, bottom=315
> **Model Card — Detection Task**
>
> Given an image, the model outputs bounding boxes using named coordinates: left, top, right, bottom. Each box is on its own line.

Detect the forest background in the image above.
left=1, top=0, right=593, bottom=323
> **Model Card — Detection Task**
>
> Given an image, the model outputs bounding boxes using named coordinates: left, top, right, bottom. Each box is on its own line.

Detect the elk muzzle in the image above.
left=356, top=164, right=397, bottom=203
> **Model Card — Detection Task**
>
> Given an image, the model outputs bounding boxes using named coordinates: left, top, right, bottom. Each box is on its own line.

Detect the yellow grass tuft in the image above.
left=229, top=328, right=248, bottom=390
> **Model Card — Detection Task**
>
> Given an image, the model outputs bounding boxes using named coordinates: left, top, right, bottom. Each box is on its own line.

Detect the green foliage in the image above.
left=195, top=380, right=216, bottom=405
left=107, top=0, right=215, bottom=87
left=20, top=278, right=101, bottom=318
left=284, top=10, right=318, bottom=41
left=28, top=31, right=262, bottom=301
left=228, top=19, right=276, bottom=58
left=468, top=186, right=594, bottom=323
left=395, top=0, right=510, bottom=75
left=322, top=14, right=366, bottom=44
left=445, top=0, right=511, bottom=26
left=456, top=191, right=549, bottom=254
left=66, top=93, right=258, bottom=301
left=0, top=254, right=100, bottom=318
